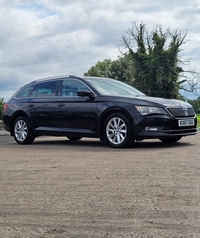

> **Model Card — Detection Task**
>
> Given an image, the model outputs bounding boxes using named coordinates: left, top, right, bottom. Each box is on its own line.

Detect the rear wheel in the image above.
left=159, top=136, right=182, bottom=143
left=67, top=136, right=82, bottom=141
left=13, top=116, right=35, bottom=144
left=104, top=113, right=134, bottom=148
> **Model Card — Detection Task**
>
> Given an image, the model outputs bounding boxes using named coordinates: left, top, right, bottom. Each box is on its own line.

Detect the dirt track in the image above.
left=0, top=133, right=200, bottom=238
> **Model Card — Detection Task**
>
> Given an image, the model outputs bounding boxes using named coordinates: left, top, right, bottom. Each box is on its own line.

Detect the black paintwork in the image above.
left=3, top=76, right=198, bottom=143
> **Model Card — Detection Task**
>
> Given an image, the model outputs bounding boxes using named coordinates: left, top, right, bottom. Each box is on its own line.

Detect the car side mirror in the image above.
left=77, top=90, right=95, bottom=99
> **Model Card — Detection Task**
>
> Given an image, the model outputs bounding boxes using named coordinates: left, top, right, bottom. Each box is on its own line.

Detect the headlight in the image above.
left=135, top=106, right=166, bottom=116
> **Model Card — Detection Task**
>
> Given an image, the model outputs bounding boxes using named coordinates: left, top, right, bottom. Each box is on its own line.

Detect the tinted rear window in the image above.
left=15, top=85, right=35, bottom=98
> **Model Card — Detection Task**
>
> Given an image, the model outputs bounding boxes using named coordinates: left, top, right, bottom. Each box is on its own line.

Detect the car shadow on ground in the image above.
left=31, top=136, right=194, bottom=150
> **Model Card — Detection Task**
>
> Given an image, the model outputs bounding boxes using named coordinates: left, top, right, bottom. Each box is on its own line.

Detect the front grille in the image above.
left=167, top=108, right=195, bottom=118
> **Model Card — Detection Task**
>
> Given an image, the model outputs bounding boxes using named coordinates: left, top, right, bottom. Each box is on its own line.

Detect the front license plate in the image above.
left=178, top=119, right=195, bottom=127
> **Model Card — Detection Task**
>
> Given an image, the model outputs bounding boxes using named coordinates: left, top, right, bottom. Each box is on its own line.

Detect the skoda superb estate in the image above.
left=3, top=76, right=198, bottom=148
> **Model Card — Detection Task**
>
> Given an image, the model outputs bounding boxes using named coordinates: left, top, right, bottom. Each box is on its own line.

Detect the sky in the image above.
left=0, top=0, right=200, bottom=100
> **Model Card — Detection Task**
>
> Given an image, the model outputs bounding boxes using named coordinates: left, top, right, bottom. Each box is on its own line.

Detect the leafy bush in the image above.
left=188, top=97, right=200, bottom=114
left=0, top=98, right=4, bottom=120
left=197, top=114, right=200, bottom=128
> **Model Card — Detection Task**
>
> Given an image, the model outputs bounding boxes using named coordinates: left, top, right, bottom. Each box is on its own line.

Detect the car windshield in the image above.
left=84, top=77, right=145, bottom=96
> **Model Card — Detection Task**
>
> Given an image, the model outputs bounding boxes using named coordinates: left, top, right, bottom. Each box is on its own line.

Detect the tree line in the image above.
left=0, top=98, right=4, bottom=120
left=85, top=22, right=200, bottom=99
left=188, top=97, right=200, bottom=113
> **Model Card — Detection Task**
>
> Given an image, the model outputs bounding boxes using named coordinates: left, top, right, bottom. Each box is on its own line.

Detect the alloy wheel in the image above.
left=14, top=119, right=28, bottom=142
left=106, top=116, right=127, bottom=145
left=13, top=116, right=35, bottom=144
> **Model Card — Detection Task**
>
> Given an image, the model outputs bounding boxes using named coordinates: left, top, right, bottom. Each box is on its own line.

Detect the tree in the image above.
left=121, top=22, right=200, bottom=98
left=84, top=54, right=135, bottom=84
left=188, top=97, right=200, bottom=113
left=0, top=97, right=4, bottom=120
left=84, top=59, right=113, bottom=78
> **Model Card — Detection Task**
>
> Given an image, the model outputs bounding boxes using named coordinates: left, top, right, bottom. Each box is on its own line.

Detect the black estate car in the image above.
left=3, top=75, right=198, bottom=148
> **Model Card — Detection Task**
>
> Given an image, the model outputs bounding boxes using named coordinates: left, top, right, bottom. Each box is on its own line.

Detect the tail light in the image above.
left=3, top=103, right=8, bottom=112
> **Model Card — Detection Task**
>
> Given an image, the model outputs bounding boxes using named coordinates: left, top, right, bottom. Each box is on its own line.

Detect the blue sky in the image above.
left=0, top=0, right=200, bottom=100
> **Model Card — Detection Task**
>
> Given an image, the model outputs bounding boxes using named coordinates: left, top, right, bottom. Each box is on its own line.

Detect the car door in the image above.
left=56, top=78, right=98, bottom=136
left=29, top=80, right=60, bottom=132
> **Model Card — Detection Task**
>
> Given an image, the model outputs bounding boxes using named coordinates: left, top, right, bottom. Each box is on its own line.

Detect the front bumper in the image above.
left=134, top=115, right=197, bottom=139
left=136, top=126, right=198, bottom=139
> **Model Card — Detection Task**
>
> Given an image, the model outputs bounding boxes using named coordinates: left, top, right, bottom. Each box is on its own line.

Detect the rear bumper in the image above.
left=3, top=123, right=11, bottom=133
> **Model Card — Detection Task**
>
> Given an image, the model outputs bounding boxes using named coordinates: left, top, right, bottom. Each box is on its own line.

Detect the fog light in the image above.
left=145, top=127, right=159, bottom=131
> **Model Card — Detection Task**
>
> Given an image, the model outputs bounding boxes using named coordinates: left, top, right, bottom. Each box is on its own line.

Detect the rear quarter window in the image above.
left=15, top=85, right=35, bottom=98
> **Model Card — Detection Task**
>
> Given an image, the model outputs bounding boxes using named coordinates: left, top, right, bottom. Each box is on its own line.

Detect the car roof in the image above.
left=30, top=75, right=72, bottom=84
left=26, top=75, right=112, bottom=87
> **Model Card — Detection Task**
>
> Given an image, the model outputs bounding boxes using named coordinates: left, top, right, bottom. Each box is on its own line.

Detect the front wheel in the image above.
left=104, top=113, right=134, bottom=148
left=13, top=116, right=35, bottom=144
left=159, top=136, right=182, bottom=143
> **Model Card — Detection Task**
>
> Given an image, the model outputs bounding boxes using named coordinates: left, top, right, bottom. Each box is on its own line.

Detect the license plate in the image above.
left=178, top=119, right=195, bottom=127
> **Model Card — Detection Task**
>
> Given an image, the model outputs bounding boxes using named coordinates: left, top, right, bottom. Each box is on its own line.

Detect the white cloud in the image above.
left=0, top=0, right=200, bottom=100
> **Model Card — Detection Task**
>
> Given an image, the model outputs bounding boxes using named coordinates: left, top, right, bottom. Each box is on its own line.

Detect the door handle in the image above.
left=58, top=103, right=65, bottom=107
left=28, top=104, right=34, bottom=107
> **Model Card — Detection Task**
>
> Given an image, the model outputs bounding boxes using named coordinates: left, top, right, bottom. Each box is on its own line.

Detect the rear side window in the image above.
left=15, top=85, right=35, bottom=98
left=34, top=81, right=60, bottom=97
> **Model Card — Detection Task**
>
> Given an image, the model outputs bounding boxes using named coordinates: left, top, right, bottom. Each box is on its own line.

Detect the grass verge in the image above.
left=197, top=114, right=200, bottom=128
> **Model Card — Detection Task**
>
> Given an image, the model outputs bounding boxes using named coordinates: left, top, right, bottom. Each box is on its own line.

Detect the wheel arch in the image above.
left=11, top=111, right=31, bottom=136
left=99, top=107, right=135, bottom=141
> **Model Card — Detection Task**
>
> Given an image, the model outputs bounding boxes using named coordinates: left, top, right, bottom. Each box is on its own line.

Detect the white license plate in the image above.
left=178, top=119, right=195, bottom=127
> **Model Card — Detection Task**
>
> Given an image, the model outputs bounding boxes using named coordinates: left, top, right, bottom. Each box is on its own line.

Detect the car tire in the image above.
left=104, top=113, right=134, bottom=148
left=67, top=136, right=82, bottom=141
left=159, top=136, right=182, bottom=143
left=13, top=116, right=35, bottom=144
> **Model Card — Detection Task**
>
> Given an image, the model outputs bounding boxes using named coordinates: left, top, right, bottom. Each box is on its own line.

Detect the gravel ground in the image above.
left=0, top=132, right=199, bottom=237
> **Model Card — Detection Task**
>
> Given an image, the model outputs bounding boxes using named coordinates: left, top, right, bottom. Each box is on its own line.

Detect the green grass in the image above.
left=197, top=114, right=200, bottom=128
